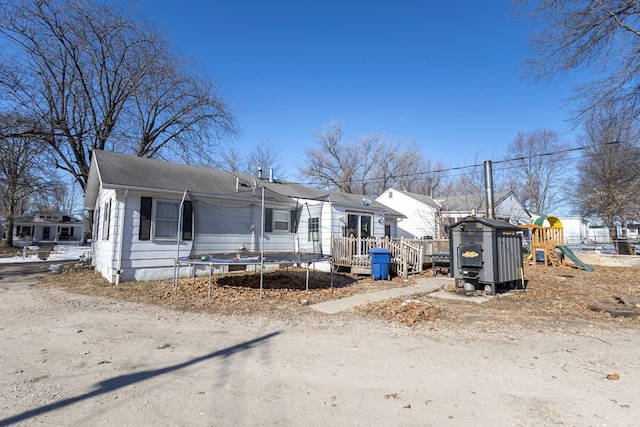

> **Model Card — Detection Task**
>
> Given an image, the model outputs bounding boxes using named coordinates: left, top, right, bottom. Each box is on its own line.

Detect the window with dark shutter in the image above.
left=182, top=201, right=192, bottom=240
left=93, top=206, right=100, bottom=239
left=290, top=210, right=297, bottom=232
left=265, top=208, right=273, bottom=232
left=139, top=197, right=152, bottom=240
left=102, top=199, right=111, bottom=240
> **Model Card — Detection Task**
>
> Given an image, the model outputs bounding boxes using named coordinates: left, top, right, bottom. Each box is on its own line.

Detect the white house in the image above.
left=437, top=191, right=531, bottom=229
left=375, top=190, right=531, bottom=239
left=555, top=217, right=590, bottom=246
left=84, top=151, right=301, bottom=283
left=10, top=211, right=84, bottom=246
left=84, top=150, right=403, bottom=283
left=375, top=189, right=439, bottom=239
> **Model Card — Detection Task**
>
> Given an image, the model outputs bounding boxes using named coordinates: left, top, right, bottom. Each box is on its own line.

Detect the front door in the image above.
left=43, top=226, right=50, bottom=240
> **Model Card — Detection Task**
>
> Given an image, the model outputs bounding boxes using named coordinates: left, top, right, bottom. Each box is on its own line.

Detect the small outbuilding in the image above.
left=449, top=216, right=524, bottom=295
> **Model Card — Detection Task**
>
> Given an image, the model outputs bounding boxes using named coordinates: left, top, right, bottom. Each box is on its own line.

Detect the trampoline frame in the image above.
left=172, top=253, right=333, bottom=299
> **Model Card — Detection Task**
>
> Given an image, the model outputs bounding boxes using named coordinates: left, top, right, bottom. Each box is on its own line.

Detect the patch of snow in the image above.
left=0, top=245, right=91, bottom=263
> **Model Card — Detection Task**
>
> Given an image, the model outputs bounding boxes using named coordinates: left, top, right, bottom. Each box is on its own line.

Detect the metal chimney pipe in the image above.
left=269, top=168, right=273, bottom=183
left=257, top=166, right=263, bottom=179
left=484, top=160, right=495, bottom=219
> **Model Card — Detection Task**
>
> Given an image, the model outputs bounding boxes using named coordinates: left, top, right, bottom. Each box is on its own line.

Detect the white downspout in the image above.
left=176, top=189, right=188, bottom=261
left=259, top=185, right=265, bottom=299
left=327, top=194, right=332, bottom=256
left=251, top=203, right=256, bottom=252
left=115, top=189, right=128, bottom=286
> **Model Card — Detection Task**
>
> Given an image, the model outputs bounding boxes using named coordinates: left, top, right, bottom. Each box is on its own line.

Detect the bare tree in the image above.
left=0, top=0, right=236, bottom=191
left=500, top=129, right=569, bottom=214
left=0, top=113, right=48, bottom=247
left=369, top=139, right=447, bottom=196
left=30, top=176, right=84, bottom=214
left=300, top=121, right=364, bottom=193
left=517, top=0, right=640, bottom=121
left=301, top=121, right=446, bottom=196
left=573, top=103, right=640, bottom=251
left=217, top=138, right=286, bottom=178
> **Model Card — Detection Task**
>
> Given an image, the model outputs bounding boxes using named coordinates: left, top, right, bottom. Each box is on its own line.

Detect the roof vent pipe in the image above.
left=257, top=167, right=263, bottom=179
left=235, top=176, right=239, bottom=192
left=269, top=168, right=273, bottom=183
left=484, top=160, right=495, bottom=220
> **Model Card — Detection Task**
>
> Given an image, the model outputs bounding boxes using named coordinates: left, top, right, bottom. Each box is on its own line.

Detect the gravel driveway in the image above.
left=1, top=265, right=639, bottom=426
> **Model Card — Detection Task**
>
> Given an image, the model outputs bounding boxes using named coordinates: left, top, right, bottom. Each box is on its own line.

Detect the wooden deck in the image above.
left=331, top=237, right=449, bottom=278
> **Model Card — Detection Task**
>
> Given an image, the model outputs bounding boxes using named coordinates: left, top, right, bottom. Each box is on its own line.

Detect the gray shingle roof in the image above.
left=84, top=151, right=292, bottom=209
left=397, top=190, right=440, bottom=209
left=438, top=192, right=511, bottom=212
left=84, top=151, right=404, bottom=217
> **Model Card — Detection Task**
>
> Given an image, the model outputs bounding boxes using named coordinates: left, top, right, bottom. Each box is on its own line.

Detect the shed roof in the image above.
left=449, top=216, right=521, bottom=231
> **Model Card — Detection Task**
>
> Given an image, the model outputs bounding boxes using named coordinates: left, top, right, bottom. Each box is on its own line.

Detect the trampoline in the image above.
left=173, top=252, right=333, bottom=299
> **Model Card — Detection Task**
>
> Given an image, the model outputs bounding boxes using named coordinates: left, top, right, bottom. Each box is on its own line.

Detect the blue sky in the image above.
left=140, top=1, right=581, bottom=179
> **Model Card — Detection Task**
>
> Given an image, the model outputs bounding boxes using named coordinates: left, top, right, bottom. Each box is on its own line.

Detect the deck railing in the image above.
left=331, top=236, right=431, bottom=278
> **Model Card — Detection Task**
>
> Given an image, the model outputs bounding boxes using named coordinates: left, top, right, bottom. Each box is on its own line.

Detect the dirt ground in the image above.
left=1, top=261, right=639, bottom=426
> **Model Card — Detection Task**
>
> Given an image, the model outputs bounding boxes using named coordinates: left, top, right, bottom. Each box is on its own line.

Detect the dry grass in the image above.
left=43, top=262, right=640, bottom=328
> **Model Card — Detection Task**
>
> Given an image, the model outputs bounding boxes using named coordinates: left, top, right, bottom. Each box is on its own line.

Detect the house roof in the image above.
left=393, top=189, right=440, bottom=209
left=84, top=151, right=404, bottom=217
left=449, top=215, right=522, bottom=231
left=14, top=212, right=81, bottom=225
left=438, top=191, right=518, bottom=212
left=254, top=179, right=404, bottom=215
left=84, top=150, right=294, bottom=209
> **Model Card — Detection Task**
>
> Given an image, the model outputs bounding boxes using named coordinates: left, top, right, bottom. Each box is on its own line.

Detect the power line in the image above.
left=297, top=139, right=634, bottom=188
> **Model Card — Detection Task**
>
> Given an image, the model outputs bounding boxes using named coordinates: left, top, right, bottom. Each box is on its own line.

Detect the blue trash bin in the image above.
left=370, top=248, right=391, bottom=280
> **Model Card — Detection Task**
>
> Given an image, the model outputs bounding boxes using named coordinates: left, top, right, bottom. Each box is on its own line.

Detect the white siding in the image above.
left=92, top=189, right=118, bottom=282
left=560, top=217, right=590, bottom=246
left=191, top=202, right=257, bottom=254
left=376, top=189, right=437, bottom=238
left=93, top=190, right=300, bottom=283
left=296, top=202, right=324, bottom=254
left=495, top=194, right=530, bottom=224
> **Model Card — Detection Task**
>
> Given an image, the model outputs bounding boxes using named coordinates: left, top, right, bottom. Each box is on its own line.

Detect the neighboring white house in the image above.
left=437, top=191, right=531, bottom=228
left=10, top=211, right=84, bottom=246
left=376, top=190, right=531, bottom=239
left=83, top=150, right=403, bottom=283
left=375, top=189, right=439, bottom=239
left=556, top=217, right=590, bottom=246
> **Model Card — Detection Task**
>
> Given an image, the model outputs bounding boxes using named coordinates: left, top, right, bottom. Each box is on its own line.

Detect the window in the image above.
left=264, top=208, right=297, bottom=233
left=102, top=199, right=111, bottom=240
left=273, top=210, right=290, bottom=231
left=154, top=200, right=179, bottom=239
left=388, top=191, right=393, bottom=198
left=93, top=206, right=100, bottom=239
left=308, top=217, right=319, bottom=241
left=17, top=226, right=32, bottom=237
left=139, top=197, right=192, bottom=241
